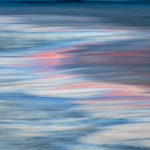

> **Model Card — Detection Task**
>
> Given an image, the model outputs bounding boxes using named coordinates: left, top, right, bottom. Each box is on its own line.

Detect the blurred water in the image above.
left=0, top=14, right=150, bottom=150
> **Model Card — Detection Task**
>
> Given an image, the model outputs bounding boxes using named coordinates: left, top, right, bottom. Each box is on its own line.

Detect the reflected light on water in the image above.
left=0, top=15, right=150, bottom=150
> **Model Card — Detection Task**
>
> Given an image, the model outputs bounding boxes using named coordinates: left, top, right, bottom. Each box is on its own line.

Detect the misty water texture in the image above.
left=0, top=4, right=150, bottom=150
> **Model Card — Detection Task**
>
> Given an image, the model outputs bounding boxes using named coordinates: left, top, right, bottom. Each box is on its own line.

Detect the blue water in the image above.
left=0, top=0, right=148, bottom=3
left=0, top=14, right=150, bottom=150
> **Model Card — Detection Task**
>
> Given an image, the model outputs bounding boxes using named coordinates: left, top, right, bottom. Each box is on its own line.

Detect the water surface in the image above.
left=0, top=14, right=150, bottom=150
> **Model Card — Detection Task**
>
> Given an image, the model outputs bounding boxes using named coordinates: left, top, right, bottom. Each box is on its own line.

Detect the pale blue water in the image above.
left=0, top=14, right=150, bottom=150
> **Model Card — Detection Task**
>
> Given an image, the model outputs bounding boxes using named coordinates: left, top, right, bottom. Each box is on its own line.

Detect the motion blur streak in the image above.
left=0, top=4, right=150, bottom=150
